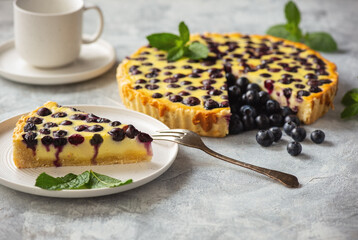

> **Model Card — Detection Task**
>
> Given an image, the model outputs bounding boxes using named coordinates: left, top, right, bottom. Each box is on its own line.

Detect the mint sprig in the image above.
left=341, top=88, right=358, bottom=119
left=266, top=1, right=338, bottom=52
left=146, top=21, right=209, bottom=62
left=35, top=170, right=132, bottom=190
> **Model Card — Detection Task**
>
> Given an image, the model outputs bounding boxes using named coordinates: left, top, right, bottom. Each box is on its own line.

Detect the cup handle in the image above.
left=82, top=4, right=104, bottom=44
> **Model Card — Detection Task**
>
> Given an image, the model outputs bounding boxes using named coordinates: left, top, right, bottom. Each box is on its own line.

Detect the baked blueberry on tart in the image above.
left=12, top=102, right=153, bottom=168
left=117, top=33, right=338, bottom=137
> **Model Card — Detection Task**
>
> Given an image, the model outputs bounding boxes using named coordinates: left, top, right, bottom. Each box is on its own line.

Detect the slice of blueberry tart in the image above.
left=13, top=101, right=153, bottom=168
left=117, top=33, right=338, bottom=137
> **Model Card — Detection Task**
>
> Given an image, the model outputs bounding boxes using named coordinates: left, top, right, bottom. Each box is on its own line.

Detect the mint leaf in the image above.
left=341, top=103, right=358, bottom=119
left=167, top=46, right=184, bottom=62
left=35, top=171, right=132, bottom=190
left=35, top=171, right=90, bottom=190
left=179, top=21, right=190, bottom=43
left=286, top=22, right=302, bottom=41
left=352, top=93, right=358, bottom=102
left=305, top=32, right=338, bottom=52
left=35, top=172, right=77, bottom=190
left=266, top=24, right=292, bottom=39
left=285, top=1, right=300, bottom=25
left=146, top=33, right=181, bottom=51
left=88, top=171, right=133, bottom=189
left=342, top=89, right=358, bottom=106
left=184, top=42, right=209, bottom=60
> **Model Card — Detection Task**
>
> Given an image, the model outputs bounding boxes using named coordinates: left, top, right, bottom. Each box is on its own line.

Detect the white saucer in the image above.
left=0, top=39, right=116, bottom=85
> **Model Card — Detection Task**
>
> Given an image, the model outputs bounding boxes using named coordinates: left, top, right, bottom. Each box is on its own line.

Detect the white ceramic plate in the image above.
left=0, top=39, right=116, bottom=85
left=0, top=105, right=178, bottom=198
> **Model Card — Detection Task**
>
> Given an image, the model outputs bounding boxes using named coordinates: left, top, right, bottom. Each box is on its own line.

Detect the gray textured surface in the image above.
left=1, top=0, right=358, bottom=239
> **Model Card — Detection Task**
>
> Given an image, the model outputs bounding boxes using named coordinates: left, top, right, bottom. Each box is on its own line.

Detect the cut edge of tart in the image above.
left=13, top=101, right=153, bottom=168
left=116, top=33, right=338, bottom=137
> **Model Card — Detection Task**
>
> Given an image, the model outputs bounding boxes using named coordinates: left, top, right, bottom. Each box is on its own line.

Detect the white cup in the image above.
left=14, top=0, right=104, bottom=68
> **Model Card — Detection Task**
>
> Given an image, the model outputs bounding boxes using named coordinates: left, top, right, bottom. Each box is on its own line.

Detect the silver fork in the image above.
left=152, top=129, right=299, bottom=188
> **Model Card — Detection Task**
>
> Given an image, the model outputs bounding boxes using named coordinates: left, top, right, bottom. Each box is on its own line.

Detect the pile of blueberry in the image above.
left=226, top=73, right=325, bottom=156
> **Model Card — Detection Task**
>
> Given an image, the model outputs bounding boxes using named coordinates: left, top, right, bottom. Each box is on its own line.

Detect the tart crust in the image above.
left=117, top=33, right=338, bottom=137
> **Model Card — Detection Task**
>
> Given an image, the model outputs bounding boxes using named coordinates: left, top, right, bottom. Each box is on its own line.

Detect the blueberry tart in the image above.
left=13, top=102, right=153, bottom=168
left=117, top=33, right=338, bottom=137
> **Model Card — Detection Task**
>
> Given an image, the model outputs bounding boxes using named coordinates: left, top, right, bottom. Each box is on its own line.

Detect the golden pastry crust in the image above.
left=13, top=101, right=152, bottom=168
left=117, top=33, right=338, bottom=137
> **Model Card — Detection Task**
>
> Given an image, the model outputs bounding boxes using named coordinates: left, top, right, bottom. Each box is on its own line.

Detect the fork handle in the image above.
left=202, top=147, right=300, bottom=188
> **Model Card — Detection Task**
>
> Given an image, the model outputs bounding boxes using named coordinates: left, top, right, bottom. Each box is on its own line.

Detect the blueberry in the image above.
left=255, top=114, right=270, bottom=130
left=27, top=117, right=43, bottom=124
left=75, top=125, right=88, bottom=132
left=236, top=77, right=249, bottom=90
left=53, top=137, right=67, bottom=147
left=68, top=134, right=85, bottom=145
left=71, top=114, right=87, bottom=120
left=24, top=123, right=37, bottom=132
left=39, top=128, right=51, bottom=135
left=245, top=90, right=260, bottom=105
left=41, top=136, right=53, bottom=146
left=204, top=99, right=220, bottom=110
left=242, top=115, right=256, bottom=130
left=240, top=105, right=257, bottom=118
left=287, top=142, right=302, bottom=156
left=125, top=125, right=139, bottom=138
left=258, top=91, right=270, bottom=105
left=311, top=130, right=325, bottom=144
left=283, top=121, right=297, bottom=136
left=88, top=125, right=104, bottom=132
left=183, top=97, right=201, bottom=106
left=169, top=95, right=183, bottom=103
left=269, top=114, right=283, bottom=127
left=90, top=134, right=103, bottom=146
left=228, top=85, right=242, bottom=100
left=37, top=107, right=52, bottom=116
left=256, top=130, right=274, bottom=147
left=110, top=121, right=121, bottom=127
left=225, top=73, right=236, bottom=86
left=266, top=100, right=280, bottom=114
left=108, top=128, right=125, bottom=141
left=269, top=127, right=282, bottom=142
left=284, top=115, right=300, bottom=125
left=22, top=132, right=38, bottom=147
left=52, top=112, right=67, bottom=118
left=43, top=122, right=58, bottom=128
left=60, top=120, right=72, bottom=125
left=281, top=106, right=294, bottom=117
left=229, top=114, right=244, bottom=134
left=97, top=118, right=111, bottom=123
left=137, top=132, right=153, bottom=142
left=246, top=83, right=261, bottom=92
left=291, top=127, right=306, bottom=142
left=53, top=130, right=68, bottom=138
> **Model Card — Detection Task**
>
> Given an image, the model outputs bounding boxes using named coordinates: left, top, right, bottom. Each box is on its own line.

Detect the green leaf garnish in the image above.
left=179, top=21, right=190, bottom=43
left=88, top=170, right=133, bottom=189
left=146, top=33, right=181, bottom=51
left=285, top=1, right=300, bottom=25
left=266, top=1, right=338, bottom=52
left=167, top=46, right=185, bottom=62
left=342, top=88, right=358, bottom=106
left=146, top=21, right=209, bottom=61
left=184, top=42, right=209, bottom=60
left=341, top=87, right=358, bottom=119
left=341, top=103, right=358, bottom=119
left=305, top=32, right=338, bottom=52
left=266, top=24, right=292, bottom=39
left=35, top=171, right=132, bottom=191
